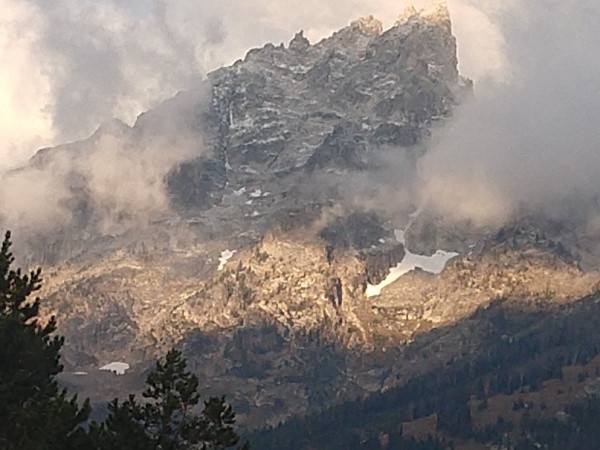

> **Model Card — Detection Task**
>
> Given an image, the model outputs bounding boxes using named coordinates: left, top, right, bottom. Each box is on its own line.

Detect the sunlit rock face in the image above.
left=16, top=4, right=599, bottom=430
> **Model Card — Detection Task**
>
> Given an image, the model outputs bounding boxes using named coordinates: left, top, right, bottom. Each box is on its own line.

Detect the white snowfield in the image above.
left=99, top=362, right=130, bottom=375
left=218, top=249, right=236, bottom=271
left=366, top=228, right=459, bottom=297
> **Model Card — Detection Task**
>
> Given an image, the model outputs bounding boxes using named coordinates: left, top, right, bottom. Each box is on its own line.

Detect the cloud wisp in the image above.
left=421, top=2, right=600, bottom=225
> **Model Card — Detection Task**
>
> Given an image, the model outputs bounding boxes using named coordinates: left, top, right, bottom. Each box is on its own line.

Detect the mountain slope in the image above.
left=3, top=4, right=600, bottom=435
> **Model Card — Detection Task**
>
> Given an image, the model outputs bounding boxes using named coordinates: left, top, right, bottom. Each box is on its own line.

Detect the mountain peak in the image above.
left=288, top=30, right=310, bottom=52
left=93, top=118, right=131, bottom=139
left=350, top=15, right=383, bottom=36
left=397, top=3, right=452, bottom=30
left=10, top=6, right=475, bottom=428
left=421, top=2, right=451, bottom=26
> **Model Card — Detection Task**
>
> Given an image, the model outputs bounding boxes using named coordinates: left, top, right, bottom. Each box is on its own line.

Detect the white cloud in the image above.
left=0, top=1, right=53, bottom=170
left=421, top=1, right=600, bottom=223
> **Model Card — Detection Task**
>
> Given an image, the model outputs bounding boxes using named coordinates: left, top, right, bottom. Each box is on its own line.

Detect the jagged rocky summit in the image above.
left=165, top=2, right=470, bottom=211
left=7, top=3, right=598, bottom=430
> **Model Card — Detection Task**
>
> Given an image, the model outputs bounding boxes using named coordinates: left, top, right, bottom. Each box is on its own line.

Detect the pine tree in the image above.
left=101, top=348, right=249, bottom=450
left=0, top=231, right=92, bottom=449
left=94, top=396, right=151, bottom=450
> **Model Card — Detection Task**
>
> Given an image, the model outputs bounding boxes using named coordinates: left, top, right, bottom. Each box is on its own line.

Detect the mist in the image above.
left=421, top=2, right=600, bottom=226
left=0, top=87, right=208, bottom=236
left=1, top=0, right=599, bottom=235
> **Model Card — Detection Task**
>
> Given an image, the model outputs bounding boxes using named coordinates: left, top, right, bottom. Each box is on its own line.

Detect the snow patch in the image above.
left=366, top=250, right=458, bottom=297
left=249, top=189, right=263, bottom=198
left=99, top=362, right=130, bottom=375
left=218, top=249, right=236, bottom=271
left=233, top=187, right=246, bottom=196
left=366, top=227, right=458, bottom=297
left=73, top=371, right=88, bottom=376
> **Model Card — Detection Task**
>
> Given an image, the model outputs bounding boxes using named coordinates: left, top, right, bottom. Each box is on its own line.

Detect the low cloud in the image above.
left=2, top=0, right=598, bottom=235
left=0, top=91, right=206, bottom=235
left=421, top=2, right=600, bottom=226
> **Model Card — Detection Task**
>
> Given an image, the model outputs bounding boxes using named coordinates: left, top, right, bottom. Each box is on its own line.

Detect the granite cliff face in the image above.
left=5, top=4, right=600, bottom=429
